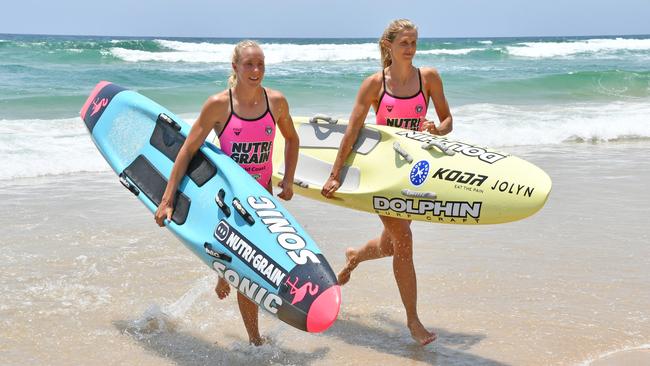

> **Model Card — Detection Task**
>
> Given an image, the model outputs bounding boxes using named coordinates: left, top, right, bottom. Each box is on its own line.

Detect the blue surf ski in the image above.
left=80, top=81, right=341, bottom=332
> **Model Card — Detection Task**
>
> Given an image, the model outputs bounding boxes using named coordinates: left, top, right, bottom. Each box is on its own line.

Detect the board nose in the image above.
left=80, top=81, right=111, bottom=121
left=306, top=285, right=341, bottom=332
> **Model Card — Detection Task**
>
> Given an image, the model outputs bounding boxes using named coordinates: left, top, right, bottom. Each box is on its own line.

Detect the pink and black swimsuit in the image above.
left=218, top=88, right=276, bottom=186
left=375, top=68, right=428, bottom=131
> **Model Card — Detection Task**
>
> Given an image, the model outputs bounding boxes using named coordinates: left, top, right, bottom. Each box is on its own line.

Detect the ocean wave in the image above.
left=450, top=101, right=650, bottom=147
left=108, top=40, right=381, bottom=64
left=2, top=101, right=649, bottom=180
left=0, top=117, right=110, bottom=180
left=107, top=40, right=498, bottom=63
left=482, top=70, right=650, bottom=100
left=506, top=38, right=650, bottom=58
left=419, top=48, right=484, bottom=56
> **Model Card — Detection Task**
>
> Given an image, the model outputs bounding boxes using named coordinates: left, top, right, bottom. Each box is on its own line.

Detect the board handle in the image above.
left=118, top=173, right=140, bottom=196
left=392, top=142, right=414, bottom=164
left=293, top=178, right=309, bottom=188
left=421, top=141, right=455, bottom=156
left=214, top=189, right=231, bottom=217
left=401, top=189, right=437, bottom=200
left=157, top=113, right=182, bottom=131
left=309, top=114, right=338, bottom=124
left=204, top=243, right=232, bottom=262
left=232, top=198, right=255, bottom=225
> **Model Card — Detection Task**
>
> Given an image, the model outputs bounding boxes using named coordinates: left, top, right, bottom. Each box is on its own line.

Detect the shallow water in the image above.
left=1, top=142, right=648, bottom=365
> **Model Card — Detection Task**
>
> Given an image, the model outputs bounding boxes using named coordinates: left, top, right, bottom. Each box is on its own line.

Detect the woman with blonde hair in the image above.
left=321, top=19, right=453, bottom=345
left=155, top=40, right=299, bottom=345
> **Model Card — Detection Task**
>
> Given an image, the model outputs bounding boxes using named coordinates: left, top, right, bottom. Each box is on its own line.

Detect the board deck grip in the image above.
left=421, top=141, right=455, bottom=156
left=123, top=155, right=191, bottom=225
left=393, top=142, right=414, bottom=164
left=401, top=189, right=437, bottom=199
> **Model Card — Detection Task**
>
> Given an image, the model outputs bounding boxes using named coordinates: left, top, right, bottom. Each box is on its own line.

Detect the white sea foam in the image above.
left=0, top=117, right=110, bottom=180
left=0, top=115, right=203, bottom=181
left=109, top=40, right=380, bottom=64
left=2, top=102, right=648, bottom=181
left=578, top=343, right=650, bottom=366
left=449, top=100, right=650, bottom=147
left=109, top=39, right=492, bottom=63
left=506, top=38, right=650, bottom=58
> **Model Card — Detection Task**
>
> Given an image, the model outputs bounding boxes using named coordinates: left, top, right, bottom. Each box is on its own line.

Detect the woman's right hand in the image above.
left=321, top=175, right=341, bottom=199
left=154, top=198, right=174, bottom=227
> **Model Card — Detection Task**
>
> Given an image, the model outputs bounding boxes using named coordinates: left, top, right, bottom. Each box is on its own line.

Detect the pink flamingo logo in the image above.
left=90, top=97, right=108, bottom=117
left=285, top=276, right=319, bottom=305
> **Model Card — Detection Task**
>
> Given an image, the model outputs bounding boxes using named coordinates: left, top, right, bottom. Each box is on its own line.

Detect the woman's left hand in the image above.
left=277, top=179, right=294, bottom=201
left=421, top=120, right=439, bottom=135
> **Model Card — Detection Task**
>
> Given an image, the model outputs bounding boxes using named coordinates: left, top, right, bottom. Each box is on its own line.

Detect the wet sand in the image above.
left=1, top=142, right=649, bottom=365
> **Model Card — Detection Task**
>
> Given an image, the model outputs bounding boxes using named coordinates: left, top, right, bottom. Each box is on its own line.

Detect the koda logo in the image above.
left=415, top=104, right=423, bottom=113
left=432, top=168, right=488, bottom=186
left=386, top=105, right=393, bottom=112
left=410, top=160, right=429, bottom=186
left=90, top=97, right=108, bottom=117
left=233, top=128, right=242, bottom=136
left=265, top=126, right=273, bottom=135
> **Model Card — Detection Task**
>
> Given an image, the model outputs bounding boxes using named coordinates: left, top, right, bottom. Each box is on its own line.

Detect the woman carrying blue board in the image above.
left=155, top=40, right=299, bottom=346
left=321, top=19, right=453, bottom=345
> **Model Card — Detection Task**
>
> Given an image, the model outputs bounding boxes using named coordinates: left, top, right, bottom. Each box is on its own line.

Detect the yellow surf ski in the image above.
left=272, top=115, right=552, bottom=225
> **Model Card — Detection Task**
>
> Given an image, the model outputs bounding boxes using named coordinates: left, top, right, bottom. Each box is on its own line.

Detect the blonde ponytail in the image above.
left=379, top=19, right=417, bottom=68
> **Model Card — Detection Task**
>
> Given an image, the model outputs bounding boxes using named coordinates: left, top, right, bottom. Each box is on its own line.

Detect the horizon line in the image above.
left=2, top=31, right=650, bottom=40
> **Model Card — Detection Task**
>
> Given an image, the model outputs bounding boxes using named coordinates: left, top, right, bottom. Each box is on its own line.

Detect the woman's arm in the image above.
left=321, top=75, right=380, bottom=198
left=421, top=68, right=453, bottom=136
left=154, top=95, right=225, bottom=226
left=273, top=92, right=299, bottom=201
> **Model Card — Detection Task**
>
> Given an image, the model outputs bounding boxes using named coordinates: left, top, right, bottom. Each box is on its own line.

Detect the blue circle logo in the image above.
left=410, top=160, right=430, bottom=186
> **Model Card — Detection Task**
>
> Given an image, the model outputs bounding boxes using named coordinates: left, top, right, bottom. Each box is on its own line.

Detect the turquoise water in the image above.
left=1, top=34, right=650, bottom=179
left=2, top=34, right=650, bottom=118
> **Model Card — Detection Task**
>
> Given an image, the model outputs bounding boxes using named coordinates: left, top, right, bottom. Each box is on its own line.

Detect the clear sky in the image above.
left=2, top=0, right=649, bottom=38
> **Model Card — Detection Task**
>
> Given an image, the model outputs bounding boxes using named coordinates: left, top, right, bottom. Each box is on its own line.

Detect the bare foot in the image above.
left=215, top=277, right=230, bottom=299
left=337, top=248, right=359, bottom=285
left=249, top=335, right=269, bottom=346
left=408, top=320, right=437, bottom=346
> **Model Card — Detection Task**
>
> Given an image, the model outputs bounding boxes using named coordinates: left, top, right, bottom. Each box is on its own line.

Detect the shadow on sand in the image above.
left=113, top=319, right=329, bottom=366
left=325, top=312, right=510, bottom=365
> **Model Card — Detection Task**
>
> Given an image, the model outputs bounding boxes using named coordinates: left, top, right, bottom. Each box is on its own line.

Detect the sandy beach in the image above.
left=1, top=141, right=648, bottom=365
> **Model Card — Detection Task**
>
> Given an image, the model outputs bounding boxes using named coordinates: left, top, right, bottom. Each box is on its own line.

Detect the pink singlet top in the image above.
left=218, top=88, right=276, bottom=186
left=375, top=68, right=428, bottom=131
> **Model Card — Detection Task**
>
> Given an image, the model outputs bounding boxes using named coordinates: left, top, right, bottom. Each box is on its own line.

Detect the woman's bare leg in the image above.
left=237, top=292, right=265, bottom=345
left=338, top=225, right=395, bottom=285
left=380, top=216, right=436, bottom=345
